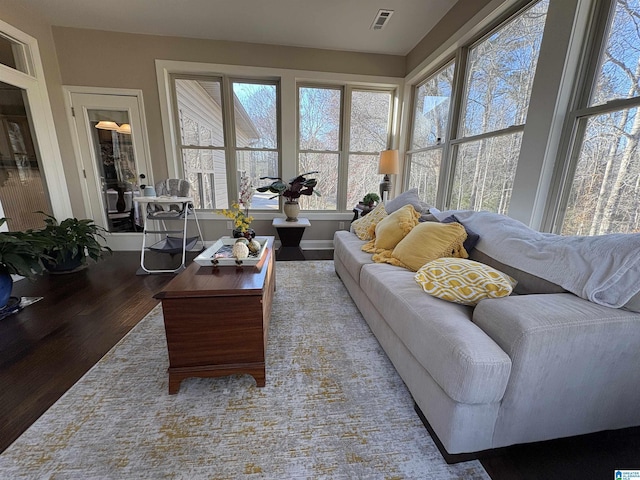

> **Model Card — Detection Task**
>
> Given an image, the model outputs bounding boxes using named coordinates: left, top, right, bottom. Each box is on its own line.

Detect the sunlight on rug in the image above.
left=0, top=260, right=489, bottom=479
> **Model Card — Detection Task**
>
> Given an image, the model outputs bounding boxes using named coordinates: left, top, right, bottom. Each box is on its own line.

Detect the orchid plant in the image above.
left=221, top=173, right=255, bottom=233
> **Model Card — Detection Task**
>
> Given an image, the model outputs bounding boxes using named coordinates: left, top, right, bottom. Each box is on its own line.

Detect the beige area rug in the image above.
left=0, top=261, right=489, bottom=479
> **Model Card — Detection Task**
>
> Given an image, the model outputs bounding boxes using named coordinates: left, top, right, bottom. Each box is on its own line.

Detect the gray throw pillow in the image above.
left=385, top=188, right=425, bottom=214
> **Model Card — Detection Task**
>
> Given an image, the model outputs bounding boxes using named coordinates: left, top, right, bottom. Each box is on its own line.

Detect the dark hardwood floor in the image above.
left=1, top=249, right=638, bottom=479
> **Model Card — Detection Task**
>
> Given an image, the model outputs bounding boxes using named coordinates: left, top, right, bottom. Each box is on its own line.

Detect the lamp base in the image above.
left=380, top=175, right=392, bottom=201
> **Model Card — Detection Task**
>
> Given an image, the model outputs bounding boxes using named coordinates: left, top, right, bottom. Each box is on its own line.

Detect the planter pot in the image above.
left=232, top=228, right=256, bottom=239
left=43, top=251, right=85, bottom=274
left=0, top=271, right=13, bottom=309
left=283, top=201, right=300, bottom=222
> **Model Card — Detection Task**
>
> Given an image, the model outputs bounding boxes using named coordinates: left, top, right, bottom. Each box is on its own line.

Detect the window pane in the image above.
left=175, top=79, right=223, bottom=147
left=182, top=149, right=227, bottom=209
left=350, top=90, right=391, bottom=152
left=450, top=132, right=523, bottom=213
left=0, top=81, right=52, bottom=230
left=237, top=150, right=279, bottom=210
left=411, top=62, right=454, bottom=150
left=0, top=35, right=26, bottom=73
left=299, top=87, right=341, bottom=151
left=298, top=153, right=338, bottom=210
left=562, top=108, right=640, bottom=235
left=591, top=1, right=640, bottom=106
left=346, top=154, right=380, bottom=207
left=408, top=150, right=442, bottom=206
left=461, top=0, right=548, bottom=137
left=233, top=82, right=278, bottom=149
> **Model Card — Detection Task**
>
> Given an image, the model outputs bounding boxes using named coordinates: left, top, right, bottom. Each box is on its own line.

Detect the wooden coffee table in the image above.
left=154, top=236, right=275, bottom=394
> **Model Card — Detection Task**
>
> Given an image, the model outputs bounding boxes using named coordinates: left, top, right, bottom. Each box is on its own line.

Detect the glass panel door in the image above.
left=88, top=109, right=140, bottom=232
left=0, top=80, right=52, bottom=230
left=70, top=93, right=151, bottom=237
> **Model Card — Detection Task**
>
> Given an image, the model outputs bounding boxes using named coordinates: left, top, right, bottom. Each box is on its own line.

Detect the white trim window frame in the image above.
left=156, top=60, right=403, bottom=221
left=548, top=0, right=640, bottom=235
left=169, top=73, right=281, bottom=211
left=296, top=83, right=396, bottom=212
left=404, top=0, right=550, bottom=213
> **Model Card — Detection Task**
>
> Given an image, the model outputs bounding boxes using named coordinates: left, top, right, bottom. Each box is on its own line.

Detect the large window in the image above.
left=558, top=0, right=640, bottom=235
left=406, top=0, right=549, bottom=213
left=407, top=62, right=455, bottom=206
left=173, top=76, right=280, bottom=210
left=298, top=85, right=394, bottom=211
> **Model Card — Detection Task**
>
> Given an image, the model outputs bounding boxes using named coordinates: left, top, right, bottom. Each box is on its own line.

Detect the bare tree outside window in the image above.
left=298, top=86, right=394, bottom=211
left=233, top=82, right=279, bottom=210
left=407, top=61, right=454, bottom=205
left=452, top=0, right=548, bottom=212
left=298, top=86, right=341, bottom=210
left=562, top=0, right=640, bottom=235
left=173, top=77, right=280, bottom=210
left=347, top=90, right=392, bottom=207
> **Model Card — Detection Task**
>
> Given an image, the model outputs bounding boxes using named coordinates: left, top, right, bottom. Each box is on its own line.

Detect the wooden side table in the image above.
left=272, top=217, right=310, bottom=261
left=352, top=203, right=375, bottom=222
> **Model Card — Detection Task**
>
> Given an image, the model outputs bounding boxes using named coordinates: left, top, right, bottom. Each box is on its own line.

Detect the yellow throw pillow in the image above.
left=362, top=204, right=420, bottom=253
left=391, top=221, right=469, bottom=272
left=352, top=203, right=387, bottom=241
left=415, top=258, right=517, bottom=306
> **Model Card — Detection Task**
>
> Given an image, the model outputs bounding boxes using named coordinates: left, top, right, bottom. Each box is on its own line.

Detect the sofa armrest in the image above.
left=473, top=293, right=640, bottom=444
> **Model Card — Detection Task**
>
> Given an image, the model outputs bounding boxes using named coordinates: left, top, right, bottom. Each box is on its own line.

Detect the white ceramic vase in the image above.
left=283, top=201, right=300, bottom=222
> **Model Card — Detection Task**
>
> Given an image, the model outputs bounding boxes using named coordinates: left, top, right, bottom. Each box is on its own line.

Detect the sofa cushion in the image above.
left=333, top=230, right=373, bottom=284
left=385, top=188, right=426, bottom=214
left=351, top=202, right=387, bottom=240
left=362, top=204, right=420, bottom=252
left=359, top=263, right=512, bottom=404
left=391, top=221, right=468, bottom=271
left=415, top=258, right=517, bottom=306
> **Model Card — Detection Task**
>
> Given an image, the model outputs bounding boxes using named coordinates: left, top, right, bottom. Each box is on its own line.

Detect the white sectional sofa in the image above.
left=333, top=208, right=640, bottom=462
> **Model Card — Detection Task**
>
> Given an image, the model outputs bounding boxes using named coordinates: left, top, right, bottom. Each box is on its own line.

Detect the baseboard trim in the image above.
left=300, top=239, right=334, bottom=250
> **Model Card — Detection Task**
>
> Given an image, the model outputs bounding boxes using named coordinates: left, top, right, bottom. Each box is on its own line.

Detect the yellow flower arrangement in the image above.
left=221, top=203, right=254, bottom=233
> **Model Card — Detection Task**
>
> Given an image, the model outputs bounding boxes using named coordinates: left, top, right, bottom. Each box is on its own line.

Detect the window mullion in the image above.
left=338, top=85, right=350, bottom=212
left=222, top=76, right=237, bottom=205
left=440, top=48, right=467, bottom=209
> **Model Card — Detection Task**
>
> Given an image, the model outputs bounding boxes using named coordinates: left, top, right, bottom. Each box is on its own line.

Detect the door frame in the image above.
left=0, top=19, right=73, bottom=220
left=63, top=86, right=153, bottom=250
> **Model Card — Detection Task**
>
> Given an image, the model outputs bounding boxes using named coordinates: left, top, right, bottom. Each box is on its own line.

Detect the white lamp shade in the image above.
left=378, top=149, right=399, bottom=175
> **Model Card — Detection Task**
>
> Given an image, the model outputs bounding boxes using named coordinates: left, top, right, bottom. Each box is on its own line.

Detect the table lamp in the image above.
left=378, top=149, right=399, bottom=201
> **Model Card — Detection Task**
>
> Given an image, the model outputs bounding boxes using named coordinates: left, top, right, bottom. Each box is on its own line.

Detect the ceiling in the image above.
left=18, top=0, right=458, bottom=56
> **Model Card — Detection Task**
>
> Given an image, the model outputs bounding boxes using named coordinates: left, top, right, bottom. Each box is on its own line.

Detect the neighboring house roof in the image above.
left=198, top=81, right=260, bottom=143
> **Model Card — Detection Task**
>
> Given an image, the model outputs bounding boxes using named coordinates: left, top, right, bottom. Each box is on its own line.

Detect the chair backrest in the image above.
left=148, top=178, right=192, bottom=214
left=155, top=178, right=190, bottom=197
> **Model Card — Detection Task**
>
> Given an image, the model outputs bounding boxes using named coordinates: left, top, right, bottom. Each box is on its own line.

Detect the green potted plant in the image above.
left=31, top=213, right=112, bottom=273
left=257, top=171, right=320, bottom=221
left=0, top=219, right=49, bottom=309
left=362, top=192, right=380, bottom=207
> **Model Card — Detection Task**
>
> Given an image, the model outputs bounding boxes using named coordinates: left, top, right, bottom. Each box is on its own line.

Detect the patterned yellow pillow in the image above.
left=352, top=203, right=387, bottom=240
left=415, top=258, right=517, bottom=306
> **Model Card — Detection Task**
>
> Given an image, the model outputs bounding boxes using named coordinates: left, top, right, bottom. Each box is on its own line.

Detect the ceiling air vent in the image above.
left=370, top=9, right=394, bottom=30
